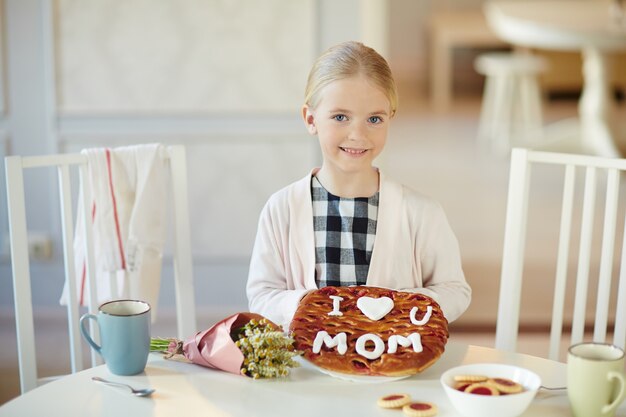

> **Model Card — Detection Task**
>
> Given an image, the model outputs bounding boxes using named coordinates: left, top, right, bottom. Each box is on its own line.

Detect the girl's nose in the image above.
left=347, top=123, right=366, bottom=141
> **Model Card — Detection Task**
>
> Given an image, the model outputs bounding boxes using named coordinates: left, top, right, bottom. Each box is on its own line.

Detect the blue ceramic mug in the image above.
left=80, top=299, right=151, bottom=375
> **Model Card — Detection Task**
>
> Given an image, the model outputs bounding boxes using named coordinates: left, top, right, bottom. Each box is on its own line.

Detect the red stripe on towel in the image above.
left=79, top=262, right=86, bottom=307
left=106, top=149, right=126, bottom=269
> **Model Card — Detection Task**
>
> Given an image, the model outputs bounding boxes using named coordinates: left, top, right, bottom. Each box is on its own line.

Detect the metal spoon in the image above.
left=92, top=376, right=155, bottom=397
left=540, top=385, right=566, bottom=391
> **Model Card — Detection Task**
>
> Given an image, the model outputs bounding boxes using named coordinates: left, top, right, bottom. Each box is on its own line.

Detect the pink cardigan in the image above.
left=246, top=169, right=471, bottom=330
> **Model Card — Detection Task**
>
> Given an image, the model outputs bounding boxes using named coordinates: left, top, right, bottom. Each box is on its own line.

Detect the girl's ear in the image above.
left=302, top=105, right=317, bottom=135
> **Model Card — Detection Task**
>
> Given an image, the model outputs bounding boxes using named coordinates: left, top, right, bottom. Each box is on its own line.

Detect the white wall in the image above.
left=0, top=0, right=394, bottom=318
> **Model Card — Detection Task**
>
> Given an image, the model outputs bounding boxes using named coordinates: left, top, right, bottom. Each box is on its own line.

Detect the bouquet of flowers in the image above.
left=151, top=312, right=301, bottom=379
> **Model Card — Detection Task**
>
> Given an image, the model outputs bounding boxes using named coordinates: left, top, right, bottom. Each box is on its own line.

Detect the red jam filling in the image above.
left=493, top=378, right=516, bottom=386
left=409, top=403, right=431, bottom=410
left=383, top=395, right=404, bottom=401
left=456, top=383, right=471, bottom=392
left=469, top=386, right=494, bottom=395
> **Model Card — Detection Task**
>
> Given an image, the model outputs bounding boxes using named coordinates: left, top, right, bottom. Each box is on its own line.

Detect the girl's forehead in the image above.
left=324, top=74, right=381, bottom=92
left=317, top=75, right=391, bottom=108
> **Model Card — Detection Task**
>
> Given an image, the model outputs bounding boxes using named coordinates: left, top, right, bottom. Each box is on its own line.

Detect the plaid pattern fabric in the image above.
left=311, top=176, right=379, bottom=288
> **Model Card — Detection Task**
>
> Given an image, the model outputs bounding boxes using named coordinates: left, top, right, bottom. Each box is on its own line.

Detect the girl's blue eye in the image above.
left=333, top=115, right=347, bottom=122
left=369, top=116, right=383, bottom=124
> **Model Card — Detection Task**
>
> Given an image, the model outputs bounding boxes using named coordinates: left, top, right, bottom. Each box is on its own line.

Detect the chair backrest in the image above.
left=5, top=145, right=197, bottom=394
left=496, top=148, right=626, bottom=361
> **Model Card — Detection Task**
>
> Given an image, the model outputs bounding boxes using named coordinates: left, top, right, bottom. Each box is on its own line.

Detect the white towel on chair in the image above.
left=60, top=144, right=167, bottom=318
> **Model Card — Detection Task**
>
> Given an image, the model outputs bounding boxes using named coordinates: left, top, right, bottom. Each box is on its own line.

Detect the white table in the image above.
left=485, top=0, right=626, bottom=158
left=0, top=341, right=597, bottom=417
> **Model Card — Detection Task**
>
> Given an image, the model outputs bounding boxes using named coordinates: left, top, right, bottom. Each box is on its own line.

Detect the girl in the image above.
left=247, top=41, right=471, bottom=330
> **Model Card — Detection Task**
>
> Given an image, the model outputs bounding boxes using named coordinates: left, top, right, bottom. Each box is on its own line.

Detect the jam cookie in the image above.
left=464, top=382, right=500, bottom=396
left=402, top=402, right=438, bottom=417
left=377, top=393, right=412, bottom=409
left=454, top=381, right=472, bottom=392
left=489, top=377, right=523, bottom=394
left=453, top=374, right=488, bottom=383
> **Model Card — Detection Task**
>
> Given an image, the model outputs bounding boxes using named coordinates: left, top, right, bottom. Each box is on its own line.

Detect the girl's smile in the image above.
left=340, top=147, right=369, bottom=156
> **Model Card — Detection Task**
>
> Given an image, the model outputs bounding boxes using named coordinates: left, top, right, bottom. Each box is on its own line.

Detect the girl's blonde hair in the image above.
left=304, top=41, right=398, bottom=116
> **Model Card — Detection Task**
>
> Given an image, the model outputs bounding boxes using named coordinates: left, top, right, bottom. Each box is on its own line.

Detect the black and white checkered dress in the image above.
left=311, top=176, right=379, bottom=288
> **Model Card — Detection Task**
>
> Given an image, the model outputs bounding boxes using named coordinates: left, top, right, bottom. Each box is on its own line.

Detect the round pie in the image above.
left=289, top=286, right=449, bottom=376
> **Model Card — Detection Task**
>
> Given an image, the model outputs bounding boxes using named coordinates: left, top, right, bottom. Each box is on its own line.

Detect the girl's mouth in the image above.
left=340, top=147, right=368, bottom=155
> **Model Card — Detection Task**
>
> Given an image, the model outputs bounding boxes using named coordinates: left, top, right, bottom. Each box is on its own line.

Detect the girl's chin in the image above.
left=333, top=161, right=376, bottom=174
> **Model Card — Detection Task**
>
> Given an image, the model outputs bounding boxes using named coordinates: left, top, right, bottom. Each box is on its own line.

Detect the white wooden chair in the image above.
left=5, top=145, right=197, bottom=394
left=496, top=148, right=626, bottom=361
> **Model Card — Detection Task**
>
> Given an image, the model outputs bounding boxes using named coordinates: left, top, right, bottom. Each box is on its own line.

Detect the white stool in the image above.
left=474, top=52, right=547, bottom=154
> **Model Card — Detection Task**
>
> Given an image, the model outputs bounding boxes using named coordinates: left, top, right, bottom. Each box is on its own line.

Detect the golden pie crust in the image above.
left=289, top=286, right=449, bottom=377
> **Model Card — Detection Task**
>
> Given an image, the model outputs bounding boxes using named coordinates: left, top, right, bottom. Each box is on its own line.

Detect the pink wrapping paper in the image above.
left=182, top=312, right=274, bottom=375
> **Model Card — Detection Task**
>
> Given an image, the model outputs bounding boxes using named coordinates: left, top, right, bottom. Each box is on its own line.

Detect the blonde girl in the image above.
left=247, top=41, right=471, bottom=330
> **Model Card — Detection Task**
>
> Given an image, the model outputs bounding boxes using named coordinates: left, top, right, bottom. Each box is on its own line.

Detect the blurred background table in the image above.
left=428, top=10, right=508, bottom=112
left=485, top=0, right=626, bottom=157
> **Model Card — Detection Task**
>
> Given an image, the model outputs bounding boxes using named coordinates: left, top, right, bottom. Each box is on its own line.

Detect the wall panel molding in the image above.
left=57, top=113, right=304, bottom=137
left=54, top=0, right=316, bottom=114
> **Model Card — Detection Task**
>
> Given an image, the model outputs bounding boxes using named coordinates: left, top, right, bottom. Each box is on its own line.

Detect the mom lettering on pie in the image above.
left=311, top=295, right=434, bottom=360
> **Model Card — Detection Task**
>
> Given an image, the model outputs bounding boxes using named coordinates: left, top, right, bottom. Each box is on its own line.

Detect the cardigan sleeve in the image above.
left=405, top=200, right=471, bottom=323
left=246, top=194, right=310, bottom=330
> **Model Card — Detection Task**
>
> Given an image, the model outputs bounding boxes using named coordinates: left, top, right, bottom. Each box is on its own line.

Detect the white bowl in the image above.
left=440, top=363, right=541, bottom=417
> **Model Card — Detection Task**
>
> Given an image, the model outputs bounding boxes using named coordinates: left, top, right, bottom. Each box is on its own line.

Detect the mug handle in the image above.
left=79, top=314, right=102, bottom=356
left=602, top=371, right=626, bottom=415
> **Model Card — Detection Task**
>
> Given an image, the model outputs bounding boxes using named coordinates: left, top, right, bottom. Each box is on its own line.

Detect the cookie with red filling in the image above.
left=489, top=377, right=523, bottom=394
left=464, top=383, right=500, bottom=396
left=377, top=393, right=412, bottom=409
left=402, top=402, right=438, bottom=417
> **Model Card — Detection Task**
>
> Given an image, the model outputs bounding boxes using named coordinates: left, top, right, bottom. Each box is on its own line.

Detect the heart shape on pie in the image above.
left=356, top=296, right=394, bottom=321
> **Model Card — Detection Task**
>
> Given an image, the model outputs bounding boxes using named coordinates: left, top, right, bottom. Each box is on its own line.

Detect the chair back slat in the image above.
left=77, top=162, right=102, bottom=367
left=496, top=148, right=532, bottom=352
left=548, top=163, right=576, bottom=360
left=5, top=156, right=38, bottom=394
left=57, top=164, right=84, bottom=373
left=168, top=145, right=197, bottom=340
left=614, top=219, right=626, bottom=350
left=571, top=167, right=597, bottom=345
left=594, top=168, right=620, bottom=343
